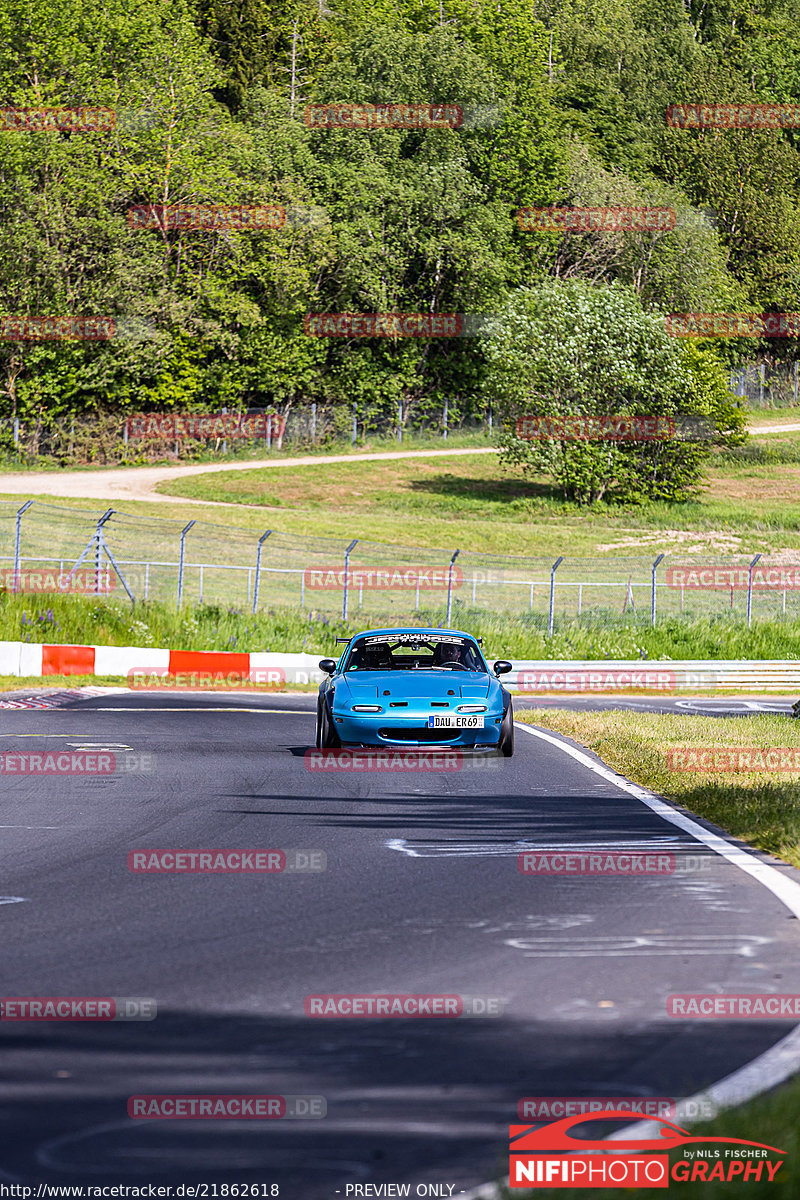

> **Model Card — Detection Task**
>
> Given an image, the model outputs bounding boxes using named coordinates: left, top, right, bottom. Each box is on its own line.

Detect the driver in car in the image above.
left=432, top=642, right=475, bottom=669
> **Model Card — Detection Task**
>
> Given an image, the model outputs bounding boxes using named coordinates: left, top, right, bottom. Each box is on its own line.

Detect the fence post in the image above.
left=221, top=406, right=228, bottom=455
left=747, top=553, right=762, bottom=627
left=13, top=417, right=19, bottom=450
left=651, top=553, right=665, bottom=627
left=311, top=402, right=317, bottom=446
left=397, top=400, right=402, bottom=442
left=252, top=529, right=273, bottom=614
left=267, top=413, right=272, bottom=450
left=95, top=519, right=102, bottom=594
left=12, top=500, right=33, bottom=592
left=352, top=403, right=357, bottom=445
left=548, top=556, right=564, bottom=635
left=342, top=539, right=358, bottom=621
left=177, top=520, right=196, bottom=609
left=446, top=548, right=460, bottom=626
left=488, top=404, right=492, bottom=434
left=443, top=397, right=448, bottom=439
left=795, top=361, right=799, bottom=406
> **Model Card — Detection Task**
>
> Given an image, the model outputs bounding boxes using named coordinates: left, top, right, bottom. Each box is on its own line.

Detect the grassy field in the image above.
left=5, top=593, right=800, bottom=659
left=151, top=428, right=800, bottom=557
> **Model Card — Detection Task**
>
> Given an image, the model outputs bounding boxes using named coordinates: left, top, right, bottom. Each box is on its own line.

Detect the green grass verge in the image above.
left=515, top=708, right=800, bottom=867
left=5, top=594, right=800, bottom=659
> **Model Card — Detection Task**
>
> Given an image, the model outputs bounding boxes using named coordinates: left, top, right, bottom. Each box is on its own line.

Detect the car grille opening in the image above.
left=379, top=727, right=461, bottom=742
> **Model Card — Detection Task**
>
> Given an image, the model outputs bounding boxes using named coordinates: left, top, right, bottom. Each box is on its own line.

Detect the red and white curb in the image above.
left=0, top=640, right=325, bottom=685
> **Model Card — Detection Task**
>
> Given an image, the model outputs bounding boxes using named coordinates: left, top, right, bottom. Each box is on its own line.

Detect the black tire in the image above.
left=315, top=700, right=323, bottom=749
left=318, top=699, right=341, bottom=749
left=497, top=702, right=514, bottom=757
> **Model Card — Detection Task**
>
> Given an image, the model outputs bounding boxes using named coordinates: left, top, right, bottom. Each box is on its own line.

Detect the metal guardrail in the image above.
left=507, top=659, right=800, bottom=691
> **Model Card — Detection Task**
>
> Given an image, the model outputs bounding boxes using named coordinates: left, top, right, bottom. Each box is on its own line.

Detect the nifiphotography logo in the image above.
left=508, top=1112, right=785, bottom=1188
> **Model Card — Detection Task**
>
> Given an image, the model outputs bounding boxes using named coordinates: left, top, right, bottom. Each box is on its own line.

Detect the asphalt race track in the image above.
left=2, top=691, right=800, bottom=1194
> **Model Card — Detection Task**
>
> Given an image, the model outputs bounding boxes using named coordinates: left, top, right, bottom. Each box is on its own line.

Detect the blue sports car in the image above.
left=315, top=627, right=514, bottom=756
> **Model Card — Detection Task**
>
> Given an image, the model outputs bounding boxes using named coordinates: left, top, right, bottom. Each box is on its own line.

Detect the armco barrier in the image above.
left=507, top=659, right=800, bottom=692
left=0, top=643, right=798, bottom=691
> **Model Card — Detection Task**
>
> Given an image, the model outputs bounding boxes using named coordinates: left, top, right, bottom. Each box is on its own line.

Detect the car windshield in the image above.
left=344, top=635, right=485, bottom=672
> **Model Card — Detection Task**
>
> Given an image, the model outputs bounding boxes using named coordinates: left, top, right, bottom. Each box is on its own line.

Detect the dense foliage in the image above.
left=1, top=0, right=797, bottom=491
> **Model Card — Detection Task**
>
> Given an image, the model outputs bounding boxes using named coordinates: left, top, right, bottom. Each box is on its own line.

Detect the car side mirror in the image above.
left=319, top=659, right=337, bottom=675
left=493, top=660, right=512, bottom=676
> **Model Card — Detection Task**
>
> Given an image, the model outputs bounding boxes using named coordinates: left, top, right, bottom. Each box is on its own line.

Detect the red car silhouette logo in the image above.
left=510, top=1111, right=785, bottom=1155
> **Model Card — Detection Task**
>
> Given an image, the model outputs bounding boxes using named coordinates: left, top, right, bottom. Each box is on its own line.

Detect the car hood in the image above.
left=338, top=671, right=492, bottom=701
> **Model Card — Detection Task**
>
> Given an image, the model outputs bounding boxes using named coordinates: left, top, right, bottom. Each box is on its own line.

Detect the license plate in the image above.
left=427, top=714, right=484, bottom=729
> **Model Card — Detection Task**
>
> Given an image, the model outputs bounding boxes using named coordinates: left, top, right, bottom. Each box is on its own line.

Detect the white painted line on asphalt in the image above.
left=0, top=896, right=27, bottom=904
left=386, top=836, right=687, bottom=858
left=459, top=722, right=800, bottom=1200
left=93, top=707, right=311, bottom=714
left=675, top=699, right=791, bottom=712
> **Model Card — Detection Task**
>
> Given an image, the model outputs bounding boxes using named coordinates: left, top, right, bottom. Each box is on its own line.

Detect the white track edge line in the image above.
left=459, top=721, right=800, bottom=1200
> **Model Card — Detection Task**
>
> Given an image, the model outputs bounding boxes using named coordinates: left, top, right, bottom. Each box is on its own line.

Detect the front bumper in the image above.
left=331, top=711, right=504, bottom=747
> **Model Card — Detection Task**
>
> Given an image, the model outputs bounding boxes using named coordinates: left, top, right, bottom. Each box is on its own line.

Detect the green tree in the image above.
left=485, top=278, right=746, bottom=504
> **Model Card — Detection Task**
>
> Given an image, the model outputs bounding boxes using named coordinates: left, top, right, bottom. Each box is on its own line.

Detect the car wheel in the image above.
left=319, top=700, right=341, bottom=749
left=315, top=701, right=323, bottom=749
left=497, top=702, right=514, bottom=757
